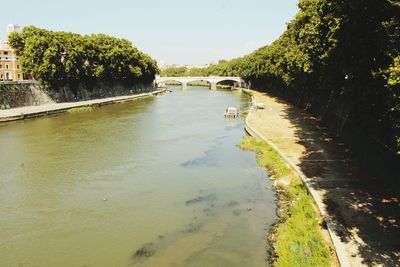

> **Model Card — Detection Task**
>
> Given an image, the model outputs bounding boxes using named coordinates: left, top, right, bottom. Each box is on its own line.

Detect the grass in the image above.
left=240, top=137, right=292, bottom=179
left=239, top=88, right=254, bottom=96
left=239, top=137, right=334, bottom=267
left=216, top=84, right=232, bottom=89
left=68, top=106, right=94, bottom=113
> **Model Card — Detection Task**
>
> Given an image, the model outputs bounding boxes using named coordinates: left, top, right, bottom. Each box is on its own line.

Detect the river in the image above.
left=0, top=86, right=276, bottom=267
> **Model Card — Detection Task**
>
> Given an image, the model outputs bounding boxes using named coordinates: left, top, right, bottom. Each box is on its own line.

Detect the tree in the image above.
left=8, top=26, right=159, bottom=91
left=197, top=0, right=400, bottom=153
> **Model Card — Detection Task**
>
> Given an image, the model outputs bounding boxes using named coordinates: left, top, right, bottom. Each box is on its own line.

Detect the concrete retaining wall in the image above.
left=0, top=82, right=53, bottom=108
left=0, top=81, right=154, bottom=109
left=0, top=89, right=166, bottom=123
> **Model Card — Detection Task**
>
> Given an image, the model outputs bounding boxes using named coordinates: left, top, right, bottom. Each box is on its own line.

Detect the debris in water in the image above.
left=185, top=194, right=216, bottom=206
left=203, top=208, right=214, bottom=216
left=133, top=243, right=156, bottom=258
left=186, top=196, right=205, bottom=205
left=186, top=223, right=202, bottom=233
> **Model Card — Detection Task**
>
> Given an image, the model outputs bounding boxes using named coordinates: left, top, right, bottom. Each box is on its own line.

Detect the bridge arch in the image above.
left=215, top=78, right=241, bottom=87
left=155, top=76, right=243, bottom=90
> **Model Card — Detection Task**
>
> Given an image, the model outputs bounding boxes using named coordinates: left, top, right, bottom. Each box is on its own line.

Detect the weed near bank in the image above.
left=239, top=137, right=333, bottom=267
left=68, top=106, right=94, bottom=113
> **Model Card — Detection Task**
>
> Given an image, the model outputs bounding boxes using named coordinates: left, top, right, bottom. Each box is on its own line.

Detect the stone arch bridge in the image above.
left=155, top=76, right=244, bottom=90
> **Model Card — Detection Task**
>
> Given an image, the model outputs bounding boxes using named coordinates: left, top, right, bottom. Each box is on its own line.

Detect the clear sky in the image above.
left=0, top=0, right=299, bottom=66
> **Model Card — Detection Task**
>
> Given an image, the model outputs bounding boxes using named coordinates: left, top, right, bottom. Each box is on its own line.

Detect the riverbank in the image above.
left=0, top=89, right=166, bottom=123
left=244, top=89, right=400, bottom=266
left=239, top=138, right=335, bottom=266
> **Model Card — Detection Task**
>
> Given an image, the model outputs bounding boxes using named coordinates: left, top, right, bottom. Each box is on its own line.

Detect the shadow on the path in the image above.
left=264, top=93, right=400, bottom=266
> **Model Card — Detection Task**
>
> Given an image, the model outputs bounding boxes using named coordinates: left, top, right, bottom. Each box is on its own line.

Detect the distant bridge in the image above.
left=155, top=76, right=244, bottom=90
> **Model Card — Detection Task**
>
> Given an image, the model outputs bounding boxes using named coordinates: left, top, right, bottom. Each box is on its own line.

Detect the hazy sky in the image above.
left=0, top=0, right=299, bottom=65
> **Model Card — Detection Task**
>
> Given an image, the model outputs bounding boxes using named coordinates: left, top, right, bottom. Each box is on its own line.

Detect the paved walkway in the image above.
left=0, top=89, right=165, bottom=123
left=247, top=91, right=400, bottom=267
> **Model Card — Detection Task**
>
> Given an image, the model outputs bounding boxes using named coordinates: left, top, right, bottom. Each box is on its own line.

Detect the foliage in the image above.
left=273, top=185, right=332, bottom=267
left=239, top=137, right=333, bottom=267
left=68, top=106, right=94, bottom=113
left=386, top=56, right=400, bottom=151
left=159, top=66, right=188, bottom=77
left=206, top=0, right=400, bottom=153
left=8, top=26, right=158, bottom=92
left=239, top=137, right=292, bottom=178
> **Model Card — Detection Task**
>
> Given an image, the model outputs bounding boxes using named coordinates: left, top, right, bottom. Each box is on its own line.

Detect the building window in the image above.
left=17, top=65, right=19, bottom=69
left=18, top=74, right=21, bottom=79
left=6, top=64, right=9, bottom=69
left=0, top=64, right=2, bottom=69
left=0, top=74, right=3, bottom=78
left=4, top=51, right=8, bottom=55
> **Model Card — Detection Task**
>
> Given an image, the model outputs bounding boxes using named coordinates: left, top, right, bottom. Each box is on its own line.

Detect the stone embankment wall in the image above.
left=0, top=82, right=54, bottom=108
left=0, top=82, right=154, bottom=109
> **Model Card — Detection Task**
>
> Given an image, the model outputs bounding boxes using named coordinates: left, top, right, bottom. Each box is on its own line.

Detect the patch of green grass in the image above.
left=239, top=137, right=333, bottom=267
left=274, top=186, right=332, bottom=267
left=68, top=106, right=94, bottom=113
left=240, top=137, right=292, bottom=178
left=241, top=88, right=254, bottom=96
left=216, top=84, right=232, bottom=89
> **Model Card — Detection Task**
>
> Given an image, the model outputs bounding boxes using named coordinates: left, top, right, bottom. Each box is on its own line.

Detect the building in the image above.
left=0, top=24, right=23, bottom=81
left=7, top=24, right=20, bottom=35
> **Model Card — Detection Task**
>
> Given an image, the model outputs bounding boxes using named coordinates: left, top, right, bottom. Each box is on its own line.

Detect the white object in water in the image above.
left=157, top=82, right=166, bottom=89
left=224, top=107, right=239, bottom=118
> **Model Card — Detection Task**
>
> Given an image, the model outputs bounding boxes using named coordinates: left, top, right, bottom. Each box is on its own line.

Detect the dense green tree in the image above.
left=159, top=66, right=188, bottom=77
left=8, top=26, right=158, bottom=92
left=196, top=0, right=400, bottom=153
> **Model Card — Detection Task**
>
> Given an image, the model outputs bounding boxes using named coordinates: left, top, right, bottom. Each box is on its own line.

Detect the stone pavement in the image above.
left=246, top=91, right=400, bottom=267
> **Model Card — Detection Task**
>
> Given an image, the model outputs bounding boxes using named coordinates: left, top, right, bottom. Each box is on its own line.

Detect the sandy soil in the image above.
left=248, top=91, right=400, bottom=267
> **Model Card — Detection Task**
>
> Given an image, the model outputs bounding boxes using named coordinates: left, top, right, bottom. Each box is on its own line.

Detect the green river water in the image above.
left=0, top=86, right=276, bottom=267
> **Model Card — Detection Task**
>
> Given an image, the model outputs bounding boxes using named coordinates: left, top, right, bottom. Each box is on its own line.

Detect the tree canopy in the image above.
left=9, top=26, right=158, bottom=91
left=180, top=0, right=399, bottom=154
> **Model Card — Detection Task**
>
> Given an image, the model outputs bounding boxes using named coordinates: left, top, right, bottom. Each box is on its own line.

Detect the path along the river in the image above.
left=247, top=90, right=400, bottom=267
left=0, top=89, right=166, bottom=123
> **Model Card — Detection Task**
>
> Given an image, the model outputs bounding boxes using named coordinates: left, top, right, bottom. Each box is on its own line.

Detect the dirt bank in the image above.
left=245, top=89, right=400, bottom=266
